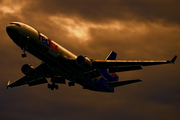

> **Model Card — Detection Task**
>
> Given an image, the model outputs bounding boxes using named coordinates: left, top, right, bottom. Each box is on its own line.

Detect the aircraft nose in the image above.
left=6, top=25, right=15, bottom=36
left=6, top=24, right=21, bottom=41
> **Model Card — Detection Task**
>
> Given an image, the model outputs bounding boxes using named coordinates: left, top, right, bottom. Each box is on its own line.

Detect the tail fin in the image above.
left=100, top=51, right=119, bottom=82
left=106, top=51, right=117, bottom=60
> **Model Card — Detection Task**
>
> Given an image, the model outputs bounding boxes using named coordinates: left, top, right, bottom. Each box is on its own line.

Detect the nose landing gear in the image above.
left=22, top=53, right=27, bottom=58
left=21, top=47, right=27, bottom=58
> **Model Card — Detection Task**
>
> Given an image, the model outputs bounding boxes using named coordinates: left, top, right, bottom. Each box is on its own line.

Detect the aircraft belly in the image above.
left=24, top=42, right=84, bottom=81
left=18, top=31, right=85, bottom=81
left=16, top=39, right=112, bottom=92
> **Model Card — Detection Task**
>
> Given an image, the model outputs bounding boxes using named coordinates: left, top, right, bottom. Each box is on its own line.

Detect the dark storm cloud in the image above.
left=87, top=22, right=180, bottom=59
left=0, top=0, right=180, bottom=120
left=24, top=0, right=180, bottom=24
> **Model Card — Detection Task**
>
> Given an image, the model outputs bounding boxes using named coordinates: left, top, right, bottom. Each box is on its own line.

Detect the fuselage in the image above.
left=6, top=22, right=115, bottom=92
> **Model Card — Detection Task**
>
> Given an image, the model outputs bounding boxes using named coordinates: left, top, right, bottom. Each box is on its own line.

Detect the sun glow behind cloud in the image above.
left=0, top=0, right=26, bottom=15
left=49, top=16, right=150, bottom=41
left=50, top=16, right=126, bottom=41
left=50, top=16, right=90, bottom=40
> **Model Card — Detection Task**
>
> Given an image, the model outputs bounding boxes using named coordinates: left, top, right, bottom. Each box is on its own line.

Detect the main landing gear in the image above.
left=47, top=83, right=59, bottom=90
left=68, top=81, right=75, bottom=87
left=48, top=75, right=59, bottom=90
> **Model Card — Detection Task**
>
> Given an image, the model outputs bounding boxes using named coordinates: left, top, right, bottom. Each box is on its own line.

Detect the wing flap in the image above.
left=107, top=79, right=142, bottom=87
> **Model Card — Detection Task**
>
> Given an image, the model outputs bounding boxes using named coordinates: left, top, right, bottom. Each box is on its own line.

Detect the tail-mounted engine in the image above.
left=76, top=55, right=92, bottom=69
left=21, top=64, right=37, bottom=78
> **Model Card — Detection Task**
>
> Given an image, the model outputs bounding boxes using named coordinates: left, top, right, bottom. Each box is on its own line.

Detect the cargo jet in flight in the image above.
left=6, top=22, right=177, bottom=92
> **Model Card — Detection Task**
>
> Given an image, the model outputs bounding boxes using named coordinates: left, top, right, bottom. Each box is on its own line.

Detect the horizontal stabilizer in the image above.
left=107, top=79, right=142, bottom=87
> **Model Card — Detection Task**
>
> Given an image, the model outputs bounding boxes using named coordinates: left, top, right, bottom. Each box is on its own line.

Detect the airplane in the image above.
left=6, top=22, right=177, bottom=92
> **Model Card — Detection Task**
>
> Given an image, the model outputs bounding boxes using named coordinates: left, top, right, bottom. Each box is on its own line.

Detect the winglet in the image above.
left=7, top=81, right=11, bottom=89
left=106, top=51, right=117, bottom=60
left=171, top=55, right=177, bottom=64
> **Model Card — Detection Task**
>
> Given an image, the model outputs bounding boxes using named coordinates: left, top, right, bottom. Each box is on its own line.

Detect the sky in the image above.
left=0, top=0, right=180, bottom=120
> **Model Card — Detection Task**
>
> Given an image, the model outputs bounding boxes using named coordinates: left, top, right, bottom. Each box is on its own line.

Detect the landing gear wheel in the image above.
left=55, top=85, right=59, bottom=90
left=72, top=82, right=75, bottom=86
left=47, top=83, right=58, bottom=90
left=47, top=84, right=51, bottom=89
left=51, top=86, right=54, bottom=90
left=68, top=82, right=75, bottom=87
left=68, top=82, right=72, bottom=87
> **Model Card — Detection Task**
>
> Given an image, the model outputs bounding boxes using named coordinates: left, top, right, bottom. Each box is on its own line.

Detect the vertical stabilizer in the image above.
left=106, top=51, right=117, bottom=60
left=100, top=51, right=119, bottom=82
left=95, top=51, right=119, bottom=92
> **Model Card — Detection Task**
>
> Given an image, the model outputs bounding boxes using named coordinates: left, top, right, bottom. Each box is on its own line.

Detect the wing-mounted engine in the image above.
left=76, top=55, right=92, bottom=69
left=21, top=64, right=37, bottom=78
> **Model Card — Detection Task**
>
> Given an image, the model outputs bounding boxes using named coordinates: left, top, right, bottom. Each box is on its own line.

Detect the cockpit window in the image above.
left=10, top=23, right=21, bottom=27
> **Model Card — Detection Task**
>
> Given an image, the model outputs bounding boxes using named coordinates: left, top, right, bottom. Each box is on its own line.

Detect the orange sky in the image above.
left=0, top=0, right=180, bottom=120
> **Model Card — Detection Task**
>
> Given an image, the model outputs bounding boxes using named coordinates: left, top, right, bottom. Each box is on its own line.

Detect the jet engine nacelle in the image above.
left=21, top=64, right=37, bottom=78
left=76, top=55, right=92, bottom=69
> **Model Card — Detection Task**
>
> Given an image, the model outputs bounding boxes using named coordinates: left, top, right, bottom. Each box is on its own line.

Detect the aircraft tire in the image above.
left=68, top=82, right=72, bottom=87
left=51, top=86, right=54, bottom=90
left=55, top=85, right=59, bottom=90
left=72, top=82, right=75, bottom=86
left=47, top=84, right=51, bottom=89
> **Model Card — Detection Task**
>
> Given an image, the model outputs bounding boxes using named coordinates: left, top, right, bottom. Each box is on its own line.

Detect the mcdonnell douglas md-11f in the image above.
left=6, top=22, right=177, bottom=92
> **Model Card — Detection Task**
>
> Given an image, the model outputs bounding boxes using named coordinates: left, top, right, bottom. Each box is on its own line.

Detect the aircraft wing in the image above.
left=7, top=76, right=48, bottom=88
left=7, top=63, right=52, bottom=88
left=92, top=55, right=177, bottom=70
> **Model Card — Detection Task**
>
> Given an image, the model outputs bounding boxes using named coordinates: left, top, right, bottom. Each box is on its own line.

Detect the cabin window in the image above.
left=10, top=23, right=21, bottom=27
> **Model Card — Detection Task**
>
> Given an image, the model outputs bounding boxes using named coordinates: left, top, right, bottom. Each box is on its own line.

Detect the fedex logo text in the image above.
left=38, top=34, right=58, bottom=53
